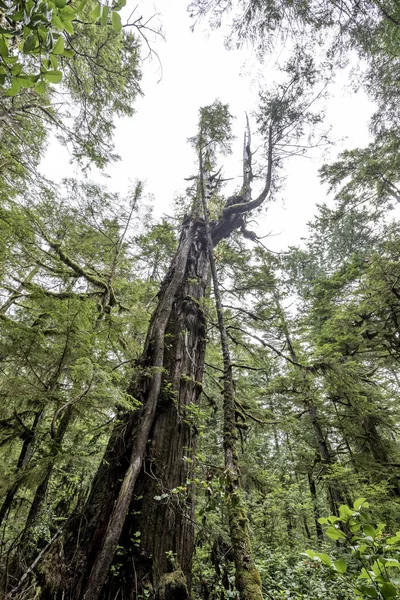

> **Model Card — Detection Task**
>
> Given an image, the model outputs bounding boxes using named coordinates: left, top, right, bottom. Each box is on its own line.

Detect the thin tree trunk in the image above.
left=21, top=406, right=74, bottom=543
left=199, top=158, right=263, bottom=598
left=0, top=409, right=44, bottom=529
left=307, top=471, right=323, bottom=541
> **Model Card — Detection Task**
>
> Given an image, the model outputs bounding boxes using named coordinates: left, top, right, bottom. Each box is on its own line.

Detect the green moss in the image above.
left=228, top=501, right=264, bottom=600
left=157, top=569, right=188, bottom=600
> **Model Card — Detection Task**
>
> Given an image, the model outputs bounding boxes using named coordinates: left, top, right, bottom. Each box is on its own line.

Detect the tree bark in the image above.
left=307, top=471, right=323, bottom=541
left=38, top=201, right=266, bottom=599
left=100, top=216, right=211, bottom=600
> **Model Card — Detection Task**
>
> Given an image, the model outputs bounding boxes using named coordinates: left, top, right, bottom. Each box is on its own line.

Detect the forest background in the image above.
left=0, top=0, right=400, bottom=599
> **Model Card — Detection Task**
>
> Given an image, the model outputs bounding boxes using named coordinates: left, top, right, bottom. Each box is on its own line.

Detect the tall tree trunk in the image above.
left=101, top=217, right=211, bottom=600
left=199, top=159, right=263, bottom=598
left=37, top=104, right=274, bottom=600
left=39, top=216, right=211, bottom=600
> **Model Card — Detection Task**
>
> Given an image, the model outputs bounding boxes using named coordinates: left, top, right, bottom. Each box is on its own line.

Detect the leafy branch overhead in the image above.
left=0, top=0, right=126, bottom=96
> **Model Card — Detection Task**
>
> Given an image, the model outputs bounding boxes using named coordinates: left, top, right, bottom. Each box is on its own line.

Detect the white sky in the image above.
left=40, top=0, right=375, bottom=252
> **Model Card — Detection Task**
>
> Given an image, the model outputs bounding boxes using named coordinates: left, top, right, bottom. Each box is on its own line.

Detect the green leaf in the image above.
left=380, top=582, right=397, bottom=600
left=51, top=13, right=64, bottom=29
left=52, top=35, right=64, bottom=54
left=363, top=524, right=376, bottom=539
left=23, top=33, right=36, bottom=53
left=5, top=79, right=21, bottom=96
left=42, top=69, right=62, bottom=83
left=38, top=27, right=48, bottom=41
left=354, top=544, right=368, bottom=556
left=354, top=498, right=368, bottom=511
left=382, top=559, right=400, bottom=568
left=45, top=31, right=54, bottom=50
left=62, top=48, right=74, bottom=58
left=10, top=10, right=24, bottom=22
left=325, top=526, right=347, bottom=540
left=113, top=0, right=126, bottom=10
left=360, top=568, right=371, bottom=580
left=59, top=5, right=75, bottom=17
left=372, top=561, right=383, bottom=577
left=101, top=5, right=109, bottom=26
left=357, top=584, right=378, bottom=598
left=26, top=0, right=35, bottom=16
left=375, top=523, right=386, bottom=536
left=62, top=18, right=74, bottom=34
left=11, top=63, right=22, bottom=76
left=50, top=54, right=58, bottom=68
left=349, top=520, right=362, bottom=533
left=54, top=0, right=66, bottom=7
left=111, top=10, right=122, bottom=32
left=35, top=79, right=46, bottom=94
left=339, top=504, right=353, bottom=520
left=0, top=37, right=8, bottom=58
left=386, top=536, right=400, bottom=545
left=318, top=553, right=332, bottom=567
left=89, top=2, right=101, bottom=21
left=77, top=0, right=87, bottom=12
left=302, top=550, right=332, bottom=566
left=334, top=558, right=347, bottom=573
left=16, top=75, right=35, bottom=88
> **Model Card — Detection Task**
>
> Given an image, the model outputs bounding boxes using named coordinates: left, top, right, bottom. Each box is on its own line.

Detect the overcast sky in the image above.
left=40, top=0, right=374, bottom=251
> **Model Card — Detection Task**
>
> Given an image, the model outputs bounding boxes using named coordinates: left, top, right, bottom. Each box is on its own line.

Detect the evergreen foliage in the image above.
left=0, top=1, right=399, bottom=599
